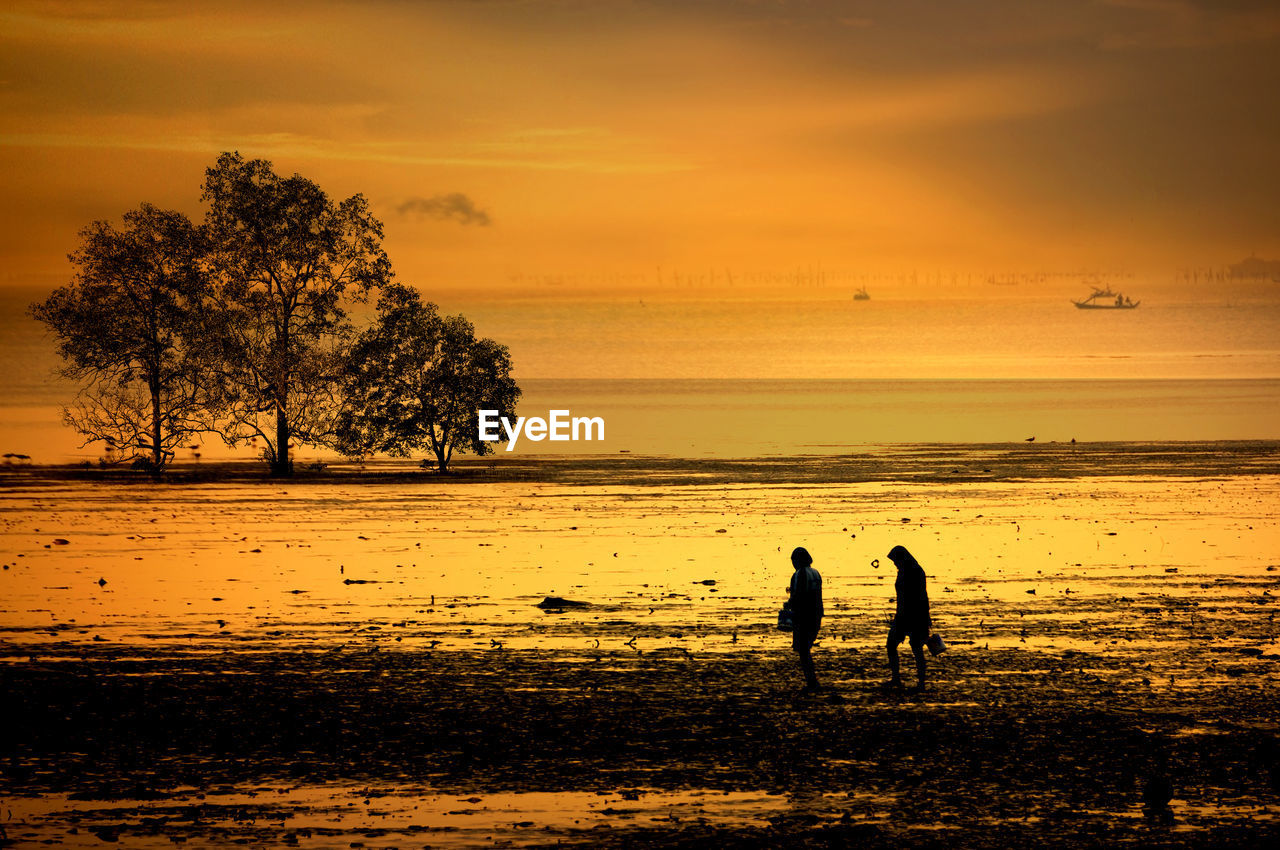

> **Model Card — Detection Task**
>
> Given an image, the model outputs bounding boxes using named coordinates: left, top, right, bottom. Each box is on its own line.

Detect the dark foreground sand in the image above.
left=5, top=643, right=1280, bottom=848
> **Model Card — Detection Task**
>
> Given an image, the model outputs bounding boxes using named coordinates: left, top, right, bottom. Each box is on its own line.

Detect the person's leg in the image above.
left=909, top=635, right=927, bottom=689
left=887, top=624, right=904, bottom=685
left=798, top=643, right=819, bottom=689
left=794, top=626, right=819, bottom=689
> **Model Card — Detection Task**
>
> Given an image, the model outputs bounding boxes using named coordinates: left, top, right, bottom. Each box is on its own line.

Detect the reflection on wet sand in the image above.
left=8, top=785, right=808, bottom=847
left=2, top=444, right=1278, bottom=846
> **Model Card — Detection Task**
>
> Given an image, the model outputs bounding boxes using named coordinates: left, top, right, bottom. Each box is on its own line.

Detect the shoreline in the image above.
left=2, top=439, right=1278, bottom=487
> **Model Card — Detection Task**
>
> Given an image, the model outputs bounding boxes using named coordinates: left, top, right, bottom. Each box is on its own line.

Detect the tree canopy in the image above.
left=336, top=284, right=521, bottom=472
left=33, top=154, right=519, bottom=474
left=201, top=152, right=393, bottom=474
left=29, top=204, right=217, bottom=470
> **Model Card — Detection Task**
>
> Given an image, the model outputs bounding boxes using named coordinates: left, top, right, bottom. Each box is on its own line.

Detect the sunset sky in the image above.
left=2, top=0, right=1278, bottom=292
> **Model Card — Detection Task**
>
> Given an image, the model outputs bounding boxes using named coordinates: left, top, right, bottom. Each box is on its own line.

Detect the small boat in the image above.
left=1072, top=287, right=1139, bottom=309
left=853, top=287, right=870, bottom=301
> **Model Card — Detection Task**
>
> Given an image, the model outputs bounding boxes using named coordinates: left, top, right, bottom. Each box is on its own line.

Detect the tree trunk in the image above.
left=435, top=443, right=448, bottom=474
left=151, top=378, right=163, bottom=470
left=274, top=314, right=291, bottom=476
left=274, top=405, right=290, bottom=475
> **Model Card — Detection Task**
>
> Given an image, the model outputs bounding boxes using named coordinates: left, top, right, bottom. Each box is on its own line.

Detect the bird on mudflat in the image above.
left=1025, top=436, right=1036, bottom=442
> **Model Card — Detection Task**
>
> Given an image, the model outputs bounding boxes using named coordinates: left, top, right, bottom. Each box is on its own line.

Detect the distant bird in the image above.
left=97, top=577, right=107, bottom=587
left=1025, top=436, right=1036, bottom=442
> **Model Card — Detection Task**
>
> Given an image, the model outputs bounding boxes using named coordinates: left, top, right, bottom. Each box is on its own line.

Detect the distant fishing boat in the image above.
left=853, top=287, right=870, bottom=301
left=1072, top=287, right=1139, bottom=309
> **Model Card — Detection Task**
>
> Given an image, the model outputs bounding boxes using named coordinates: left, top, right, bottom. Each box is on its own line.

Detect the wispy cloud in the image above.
left=396, top=193, right=491, bottom=226
left=0, top=131, right=691, bottom=174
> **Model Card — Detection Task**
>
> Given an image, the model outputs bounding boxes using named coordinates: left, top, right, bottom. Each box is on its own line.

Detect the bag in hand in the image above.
left=777, top=604, right=794, bottom=632
left=926, top=633, right=946, bottom=656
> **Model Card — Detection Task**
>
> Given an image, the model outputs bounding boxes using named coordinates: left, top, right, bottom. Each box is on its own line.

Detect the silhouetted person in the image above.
left=787, top=546, right=823, bottom=692
left=886, top=545, right=931, bottom=692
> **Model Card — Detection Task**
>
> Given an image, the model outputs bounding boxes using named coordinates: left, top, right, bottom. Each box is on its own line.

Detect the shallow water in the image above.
left=5, top=785, right=809, bottom=847
left=2, top=467, right=1276, bottom=664
left=6, top=281, right=1280, bottom=462
left=9, top=781, right=1273, bottom=848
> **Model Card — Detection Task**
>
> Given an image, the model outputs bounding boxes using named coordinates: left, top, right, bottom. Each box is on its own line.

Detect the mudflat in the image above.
left=2, top=442, right=1278, bottom=847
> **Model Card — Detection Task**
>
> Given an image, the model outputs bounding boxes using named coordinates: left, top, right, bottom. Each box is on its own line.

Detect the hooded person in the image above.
left=886, top=545, right=931, bottom=692
left=787, top=546, right=823, bottom=692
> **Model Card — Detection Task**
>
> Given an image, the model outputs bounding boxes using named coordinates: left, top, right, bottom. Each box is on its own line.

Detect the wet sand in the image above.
left=2, top=442, right=1279, bottom=847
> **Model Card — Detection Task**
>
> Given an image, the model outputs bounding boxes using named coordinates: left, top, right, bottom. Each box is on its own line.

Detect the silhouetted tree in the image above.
left=335, top=284, right=520, bottom=472
left=29, top=204, right=217, bottom=471
left=202, top=152, right=391, bottom=475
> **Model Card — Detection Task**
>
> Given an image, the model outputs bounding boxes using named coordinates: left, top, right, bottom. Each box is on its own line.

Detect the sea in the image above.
left=3, top=279, right=1278, bottom=462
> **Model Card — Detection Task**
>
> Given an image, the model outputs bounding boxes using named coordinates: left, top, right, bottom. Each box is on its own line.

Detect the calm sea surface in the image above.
left=3, top=281, right=1278, bottom=461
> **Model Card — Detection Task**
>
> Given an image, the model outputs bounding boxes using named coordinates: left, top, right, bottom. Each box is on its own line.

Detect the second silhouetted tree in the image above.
left=335, top=284, right=520, bottom=472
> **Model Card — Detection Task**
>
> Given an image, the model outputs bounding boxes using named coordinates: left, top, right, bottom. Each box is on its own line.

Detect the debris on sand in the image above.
left=694, top=579, right=717, bottom=586
left=343, top=579, right=381, bottom=585
left=537, top=596, right=591, bottom=609
left=1142, top=773, right=1174, bottom=809
left=53, top=538, right=70, bottom=545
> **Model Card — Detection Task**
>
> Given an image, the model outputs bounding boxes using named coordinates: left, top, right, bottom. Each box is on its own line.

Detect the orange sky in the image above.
left=2, top=0, right=1278, bottom=292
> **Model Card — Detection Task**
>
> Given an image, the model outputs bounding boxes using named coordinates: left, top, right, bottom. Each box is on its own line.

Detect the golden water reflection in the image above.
left=2, top=474, right=1276, bottom=669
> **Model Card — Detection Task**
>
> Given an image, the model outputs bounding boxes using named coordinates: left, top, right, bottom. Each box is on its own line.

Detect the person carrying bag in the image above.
left=786, top=546, right=824, bottom=693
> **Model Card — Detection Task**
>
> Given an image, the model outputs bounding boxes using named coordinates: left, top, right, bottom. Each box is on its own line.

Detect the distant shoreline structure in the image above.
left=1228, top=255, right=1280, bottom=279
